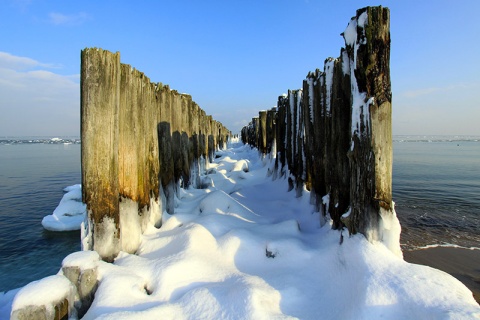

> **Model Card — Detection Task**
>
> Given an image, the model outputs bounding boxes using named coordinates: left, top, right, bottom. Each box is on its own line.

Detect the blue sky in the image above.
left=1, top=0, right=479, bottom=136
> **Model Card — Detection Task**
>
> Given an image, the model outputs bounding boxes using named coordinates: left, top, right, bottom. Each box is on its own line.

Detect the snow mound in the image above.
left=11, top=141, right=479, bottom=319
left=11, top=275, right=75, bottom=319
left=77, top=141, right=480, bottom=319
left=41, top=184, right=86, bottom=231
left=62, top=250, right=101, bottom=270
left=197, top=190, right=258, bottom=221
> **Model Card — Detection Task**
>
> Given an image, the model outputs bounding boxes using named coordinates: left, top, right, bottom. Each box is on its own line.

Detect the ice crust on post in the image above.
left=346, top=13, right=372, bottom=139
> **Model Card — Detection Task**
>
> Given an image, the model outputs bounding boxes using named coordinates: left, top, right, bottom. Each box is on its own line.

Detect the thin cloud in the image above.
left=0, top=51, right=59, bottom=70
left=403, top=87, right=440, bottom=98
left=402, top=83, right=479, bottom=99
left=0, top=52, right=80, bottom=136
left=11, top=0, right=32, bottom=12
left=48, top=12, right=89, bottom=26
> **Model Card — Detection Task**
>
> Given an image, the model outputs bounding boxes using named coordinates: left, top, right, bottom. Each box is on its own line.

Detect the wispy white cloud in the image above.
left=0, top=52, right=79, bottom=136
left=0, top=52, right=59, bottom=70
left=48, top=11, right=89, bottom=26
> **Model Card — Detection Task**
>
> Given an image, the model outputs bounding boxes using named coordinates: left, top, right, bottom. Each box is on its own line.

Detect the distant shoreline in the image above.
left=0, top=138, right=80, bottom=145
left=404, top=247, right=480, bottom=305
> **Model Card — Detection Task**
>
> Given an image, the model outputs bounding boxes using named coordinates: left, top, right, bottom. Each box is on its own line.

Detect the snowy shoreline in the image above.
left=3, top=141, right=479, bottom=319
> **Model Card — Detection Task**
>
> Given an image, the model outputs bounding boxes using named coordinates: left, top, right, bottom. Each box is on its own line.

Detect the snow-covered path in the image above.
left=5, top=141, right=479, bottom=319
left=77, top=141, right=479, bottom=319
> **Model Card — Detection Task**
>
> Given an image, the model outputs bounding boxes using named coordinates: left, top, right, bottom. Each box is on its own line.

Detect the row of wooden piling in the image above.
left=81, top=48, right=230, bottom=261
left=241, top=6, right=394, bottom=242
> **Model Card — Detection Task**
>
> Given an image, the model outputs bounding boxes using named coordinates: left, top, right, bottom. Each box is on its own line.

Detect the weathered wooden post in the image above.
left=81, top=48, right=231, bottom=261
left=274, top=95, right=287, bottom=176
left=266, top=108, right=276, bottom=154
left=258, top=111, right=267, bottom=154
left=81, top=48, right=121, bottom=261
left=341, top=7, right=397, bottom=253
left=326, top=55, right=351, bottom=229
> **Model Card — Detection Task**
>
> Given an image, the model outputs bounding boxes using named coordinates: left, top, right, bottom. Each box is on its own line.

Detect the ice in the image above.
left=343, top=11, right=373, bottom=139
left=9, top=140, right=480, bottom=319
left=41, top=184, right=86, bottom=231
left=341, top=49, right=350, bottom=75
left=343, top=16, right=358, bottom=46
left=119, top=197, right=143, bottom=254
left=379, top=204, right=403, bottom=258
left=306, top=77, right=314, bottom=123
left=296, top=90, right=302, bottom=138
left=81, top=217, right=93, bottom=251
left=324, top=58, right=336, bottom=115
left=94, top=216, right=120, bottom=260
left=322, top=193, right=330, bottom=215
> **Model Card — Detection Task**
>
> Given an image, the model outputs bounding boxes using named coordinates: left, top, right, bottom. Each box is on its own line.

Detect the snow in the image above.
left=5, top=139, right=480, bottom=319
left=25, top=141, right=474, bottom=319
left=11, top=275, right=75, bottom=319
left=341, top=49, right=350, bottom=75
left=81, top=216, right=93, bottom=251
left=357, top=10, right=368, bottom=28
left=324, top=58, right=336, bottom=115
left=417, top=243, right=480, bottom=251
left=41, top=184, right=86, bottom=231
left=343, top=11, right=373, bottom=139
left=62, top=251, right=100, bottom=270
left=343, top=16, right=358, bottom=46
left=289, top=91, right=295, bottom=136
left=94, top=216, right=120, bottom=259
left=306, top=77, right=314, bottom=123
left=5, top=10, right=479, bottom=320
left=379, top=205, right=403, bottom=258
left=322, top=193, right=331, bottom=222
left=296, top=90, right=302, bottom=138
left=119, top=197, right=143, bottom=254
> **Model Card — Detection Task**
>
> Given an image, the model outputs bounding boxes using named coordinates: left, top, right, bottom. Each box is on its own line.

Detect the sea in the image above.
left=0, top=135, right=479, bottom=293
left=393, top=135, right=480, bottom=251
left=0, top=137, right=81, bottom=293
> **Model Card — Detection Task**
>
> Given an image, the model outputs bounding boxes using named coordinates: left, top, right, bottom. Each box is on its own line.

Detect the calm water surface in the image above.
left=393, top=136, right=480, bottom=250
left=0, top=136, right=479, bottom=292
left=0, top=143, right=81, bottom=292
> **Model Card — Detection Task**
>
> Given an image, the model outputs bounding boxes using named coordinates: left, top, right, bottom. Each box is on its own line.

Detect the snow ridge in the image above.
left=5, top=141, right=480, bottom=319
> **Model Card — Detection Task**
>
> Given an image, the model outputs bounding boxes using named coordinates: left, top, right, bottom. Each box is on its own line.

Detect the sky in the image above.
left=0, top=0, right=479, bottom=137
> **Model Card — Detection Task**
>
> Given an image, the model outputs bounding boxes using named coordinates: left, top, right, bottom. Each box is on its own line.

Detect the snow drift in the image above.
left=7, top=140, right=477, bottom=319
left=41, top=184, right=86, bottom=231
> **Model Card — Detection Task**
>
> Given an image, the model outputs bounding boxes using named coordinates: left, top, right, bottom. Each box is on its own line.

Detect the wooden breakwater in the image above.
left=241, top=6, right=400, bottom=253
left=81, top=48, right=231, bottom=261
